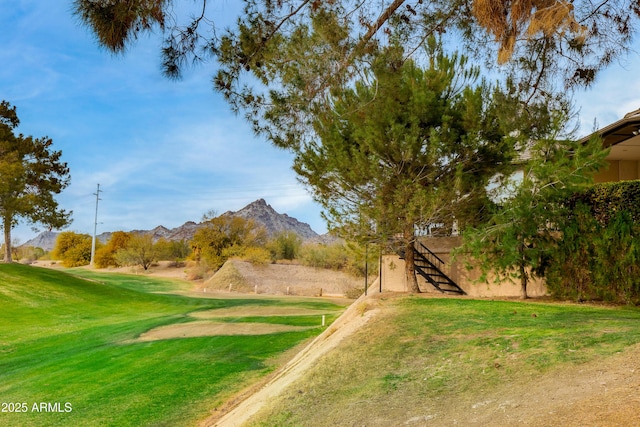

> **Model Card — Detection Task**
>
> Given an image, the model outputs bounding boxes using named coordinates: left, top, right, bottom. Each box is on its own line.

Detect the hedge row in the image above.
left=546, top=180, right=640, bottom=304
left=569, top=180, right=640, bottom=224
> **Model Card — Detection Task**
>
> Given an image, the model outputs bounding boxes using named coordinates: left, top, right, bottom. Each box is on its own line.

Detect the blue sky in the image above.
left=2, top=1, right=322, bottom=243
left=2, top=2, right=640, bottom=244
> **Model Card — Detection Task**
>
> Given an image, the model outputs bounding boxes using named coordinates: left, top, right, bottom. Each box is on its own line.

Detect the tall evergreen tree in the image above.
left=294, top=45, right=544, bottom=292
left=0, top=101, right=71, bottom=262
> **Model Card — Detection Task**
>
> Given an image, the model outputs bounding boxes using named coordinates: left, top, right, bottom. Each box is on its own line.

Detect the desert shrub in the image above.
left=154, top=238, right=191, bottom=262
left=190, top=216, right=267, bottom=272
left=184, top=261, right=208, bottom=281
left=94, top=231, right=131, bottom=268
left=52, top=231, right=94, bottom=267
left=298, top=242, right=379, bottom=277
left=115, top=234, right=159, bottom=270
left=93, top=248, right=115, bottom=269
left=267, top=231, right=301, bottom=261
left=13, top=245, right=45, bottom=263
left=344, top=286, right=365, bottom=299
left=299, top=243, right=349, bottom=270
left=242, top=246, right=271, bottom=265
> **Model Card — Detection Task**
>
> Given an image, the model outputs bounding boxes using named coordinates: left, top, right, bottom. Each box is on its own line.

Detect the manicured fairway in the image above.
left=0, top=264, right=344, bottom=426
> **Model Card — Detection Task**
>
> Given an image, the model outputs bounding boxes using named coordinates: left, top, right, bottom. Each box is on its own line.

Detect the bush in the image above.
left=570, top=180, right=640, bottom=224
left=52, top=231, right=94, bottom=267
left=546, top=192, right=640, bottom=304
left=242, top=246, right=272, bottom=265
left=298, top=242, right=379, bottom=277
left=115, top=234, right=159, bottom=270
left=154, top=238, right=191, bottom=262
left=190, top=216, right=267, bottom=272
left=267, top=231, right=301, bottom=261
left=299, top=243, right=349, bottom=270
left=13, top=245, right=45, bottom=263
left=94, top=231, right=131, bottom=268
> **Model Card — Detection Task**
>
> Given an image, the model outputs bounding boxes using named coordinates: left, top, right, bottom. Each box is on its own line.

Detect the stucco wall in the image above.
left=595, top=159, right=640, bottom=182
left=381, top=237, right=547, bottom=298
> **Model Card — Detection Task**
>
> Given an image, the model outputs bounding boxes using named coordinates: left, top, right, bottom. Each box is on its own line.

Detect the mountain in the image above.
left=221, top=199, right=318, bottom=239
left=21, top=231, right=59, bottom=252
left=21, top=199, right=323, bottom=251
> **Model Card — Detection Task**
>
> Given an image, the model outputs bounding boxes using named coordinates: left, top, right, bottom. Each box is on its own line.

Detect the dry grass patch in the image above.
left=136, top=321, right=314, bottom=341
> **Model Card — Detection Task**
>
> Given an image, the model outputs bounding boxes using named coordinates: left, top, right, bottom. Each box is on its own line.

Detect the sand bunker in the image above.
left=135, top=305, right=332, bottom=341
left=137, top=321, right=314, bottom=341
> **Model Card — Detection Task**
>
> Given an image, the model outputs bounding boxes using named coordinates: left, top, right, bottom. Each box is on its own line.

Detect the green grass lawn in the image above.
left=0, top=264, right=344, bottom=427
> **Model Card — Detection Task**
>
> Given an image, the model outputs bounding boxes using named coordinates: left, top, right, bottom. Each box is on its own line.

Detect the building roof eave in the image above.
left=579, top=109, right=640, bottom=148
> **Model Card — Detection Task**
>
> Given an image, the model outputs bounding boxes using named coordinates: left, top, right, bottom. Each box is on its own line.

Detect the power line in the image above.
left=89, top=183, right=102, bottom=266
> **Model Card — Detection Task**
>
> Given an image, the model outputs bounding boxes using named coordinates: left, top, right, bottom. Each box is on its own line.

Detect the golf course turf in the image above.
left=0, top=263, right=344, bottom=426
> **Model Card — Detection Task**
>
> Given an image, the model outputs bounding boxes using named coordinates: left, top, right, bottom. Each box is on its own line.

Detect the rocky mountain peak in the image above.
left=222, top=199, right=318, bottom=239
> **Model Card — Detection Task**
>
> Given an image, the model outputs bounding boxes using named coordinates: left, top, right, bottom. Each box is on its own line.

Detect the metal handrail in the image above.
left=416, top=241, right=444, bottom=265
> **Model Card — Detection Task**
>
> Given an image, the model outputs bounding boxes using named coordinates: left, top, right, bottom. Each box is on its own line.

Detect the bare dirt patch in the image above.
left=136, top=304, right=334, bottom=342
left=136, top=321, right=314, bottom=341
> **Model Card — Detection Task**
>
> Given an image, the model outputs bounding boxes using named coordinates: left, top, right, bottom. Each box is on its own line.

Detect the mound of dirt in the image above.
left=203, top=260, right=364, bottom=297
left=203, top=260, right=251, bottom=292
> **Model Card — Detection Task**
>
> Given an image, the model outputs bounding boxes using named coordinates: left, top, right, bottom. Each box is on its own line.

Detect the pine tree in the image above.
left=294, top=45, right=532, bottom=292
left=0, top=101, right=71, bottom=262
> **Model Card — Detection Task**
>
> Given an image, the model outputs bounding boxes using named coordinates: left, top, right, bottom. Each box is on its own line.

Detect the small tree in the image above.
left=268, top=231, right=302, bottom=261
left=190, top=215, right=267, bottom=271
left=461, top=123, right=608, bottom=299
left=94, top=231, right=131, bottom=268
left=52, top=231, right=94, bottom=267
left=294, top=44, right=549, bottom=292
left=115, top=234, right=159, bottom=270
left=153, top=238, right=191, bottom=263
left=13, top=245, right=45, bottom=263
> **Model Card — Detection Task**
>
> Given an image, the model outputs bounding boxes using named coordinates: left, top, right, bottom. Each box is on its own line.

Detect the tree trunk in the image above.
left=404, top=223, right=420, bottom=293
left=519, top=268, right=528, bottom=299
left=518, top=244, right=528, bottom=299
left=3, top=216, right=12, bottom=263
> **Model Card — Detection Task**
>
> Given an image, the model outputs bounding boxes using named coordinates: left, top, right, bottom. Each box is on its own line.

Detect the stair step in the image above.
left=412, top=244, right=465, bottom=295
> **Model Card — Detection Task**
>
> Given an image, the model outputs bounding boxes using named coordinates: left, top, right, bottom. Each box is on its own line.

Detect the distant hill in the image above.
left=221, top=198, right=318, bottom=240
left=22, top=199, right=332, bottom=251
left=21, top=231, right=60, bottom=251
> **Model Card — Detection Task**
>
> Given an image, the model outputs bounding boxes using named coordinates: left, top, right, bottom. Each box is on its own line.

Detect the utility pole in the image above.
left=90, top=183, right=101, bottom=266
